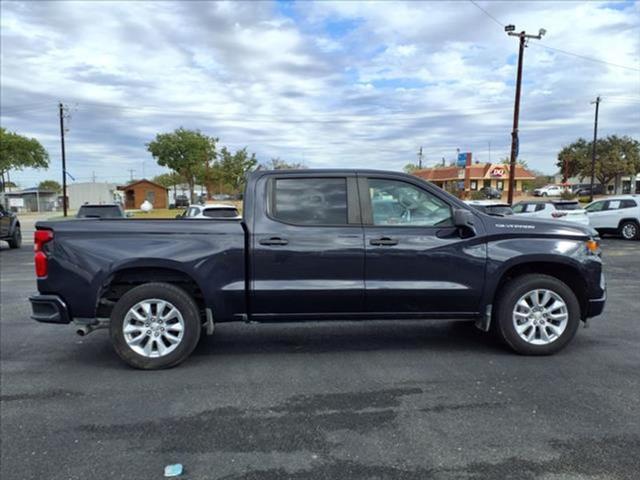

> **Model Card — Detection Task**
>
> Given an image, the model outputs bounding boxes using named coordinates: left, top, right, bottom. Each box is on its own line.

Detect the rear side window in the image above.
left=607, top=200, right=621, bottom=210
left=272, top=178, right=348, bottom=225
left=620, top=199, right=638, bottom=209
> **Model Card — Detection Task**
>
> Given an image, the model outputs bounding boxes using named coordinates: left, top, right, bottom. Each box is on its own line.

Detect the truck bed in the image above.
left=35, top=218, right=247, bottom=321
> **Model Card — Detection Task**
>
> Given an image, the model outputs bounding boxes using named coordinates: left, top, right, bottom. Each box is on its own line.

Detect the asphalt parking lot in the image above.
left=1, top=239, right=639, bottom=480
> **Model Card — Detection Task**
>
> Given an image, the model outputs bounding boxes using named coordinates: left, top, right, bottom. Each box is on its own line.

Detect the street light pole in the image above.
left=589, top=96, right=601, bottom=203
left=505, top=25, right=546, bottom=205
left=59, top=102, right=68, bottom=217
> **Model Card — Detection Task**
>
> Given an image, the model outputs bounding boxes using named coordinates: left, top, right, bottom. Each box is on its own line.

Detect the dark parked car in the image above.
left=479, top=187, right=502, bottom=199
left=30, top=169, right=605, bottom=369
left=76, top=203, right=126, bottom=218
left=0, top=203, right=21, bottom=248
left=572, top=184, right=604, bottom=196
left=174, top=195, right=189, bottom=208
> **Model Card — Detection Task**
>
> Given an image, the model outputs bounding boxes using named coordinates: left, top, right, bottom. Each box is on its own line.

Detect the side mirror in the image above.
left=453, top=208, right=476, bottom=236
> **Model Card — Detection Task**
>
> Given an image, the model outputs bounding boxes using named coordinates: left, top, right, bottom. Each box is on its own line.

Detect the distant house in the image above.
left=67, top=182, right=122, bottom=210
left=119, top=179, right=168, bottom=210
left=2, top=187, right=60, bottom=213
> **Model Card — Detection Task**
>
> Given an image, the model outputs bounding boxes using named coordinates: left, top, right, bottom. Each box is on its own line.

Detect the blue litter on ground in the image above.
left=164, top=464, right=183, bottom=477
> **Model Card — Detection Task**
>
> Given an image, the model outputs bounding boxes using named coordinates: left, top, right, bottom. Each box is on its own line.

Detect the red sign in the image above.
left=490, top=166, right=506, bottom=178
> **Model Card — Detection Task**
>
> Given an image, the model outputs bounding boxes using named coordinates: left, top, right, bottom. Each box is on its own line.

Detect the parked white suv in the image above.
left=533, top=185, right=565, bottom=197
left=178, top=203, right=241, bottom=220
left=585, top=195, right=639, bottom=240
left=512, top=200, right=590, bottom=226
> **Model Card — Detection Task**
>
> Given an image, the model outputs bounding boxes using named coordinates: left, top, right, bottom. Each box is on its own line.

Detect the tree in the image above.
left=261, top=157, right=306, bottom=170
left=38, top=180, right=61, bottom=192
left=219, top=147, right=258, bottom=192
left=146, top=128, right=217, bottom=202
left=501, top=156, right=529, bottom=168
left=152, top=172, right=186, bottom=189
left=556, top=135, right=640, bottom=188
left=0, top=127, right=49, bottom=191
left=403, top=163, right=420, bottom=173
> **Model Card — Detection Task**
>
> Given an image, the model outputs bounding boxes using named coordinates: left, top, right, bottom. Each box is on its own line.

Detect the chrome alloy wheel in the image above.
left=122, top=299, right=185, bottom=357
left=621, top=223, right=637, bottom=240
left=512, top=289, right=568, bottom=345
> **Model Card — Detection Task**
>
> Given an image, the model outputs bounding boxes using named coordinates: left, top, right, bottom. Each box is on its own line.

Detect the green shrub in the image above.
left=469, top=190, right=486, bottom=200
left=560, top=190, right=576, bottom=200
left=578, top=196, right=591, bottom=203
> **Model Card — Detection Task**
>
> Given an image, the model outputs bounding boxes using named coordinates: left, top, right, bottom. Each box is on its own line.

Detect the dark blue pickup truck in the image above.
left=30, top=170, right=606, bottom=369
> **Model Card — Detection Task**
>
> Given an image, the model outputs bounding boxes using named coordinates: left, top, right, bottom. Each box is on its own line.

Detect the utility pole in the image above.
left=59, top=102, right=68, bottom=217
left=417, top=147, right=423, bottom=169
left=589, top=96, right=601, bottom=203
left=488, top=141, right=492, bottom=164
left=128, top=169, right=135, bottom=182
left=505, top=25, right=546, bottom=205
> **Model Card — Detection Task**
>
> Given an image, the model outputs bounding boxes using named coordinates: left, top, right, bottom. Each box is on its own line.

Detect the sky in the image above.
left=1, top=0, right=639, bottom=188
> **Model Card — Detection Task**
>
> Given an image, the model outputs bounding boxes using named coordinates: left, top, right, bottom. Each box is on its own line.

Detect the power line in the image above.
left=468, top=0, right=640, bottom=72
left=531, top=43, right=640, bottom=72
left=469, top=0, right=505, bottom=27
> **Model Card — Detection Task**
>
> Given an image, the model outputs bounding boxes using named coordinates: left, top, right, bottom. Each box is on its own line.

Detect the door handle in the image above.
left=259, top=237, right=289, bottom=246
left=369, top=237, right=398, bottom=246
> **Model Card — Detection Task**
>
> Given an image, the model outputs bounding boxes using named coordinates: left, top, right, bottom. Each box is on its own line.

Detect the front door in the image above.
left=0, top=205, right=10, bottom=237
left=250, top=174, right=365, bottom=318
left=360, top=175, right=485, bottom=316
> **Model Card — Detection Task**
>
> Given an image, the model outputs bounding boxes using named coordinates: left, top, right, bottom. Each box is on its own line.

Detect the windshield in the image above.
left=554, top=202, right=581, bottom=211
left=77, top=206, right=123, bottom=218
left=202, top=208, right=239, bottom=218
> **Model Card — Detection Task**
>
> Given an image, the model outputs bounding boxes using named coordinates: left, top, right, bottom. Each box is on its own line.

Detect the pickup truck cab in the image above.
left=30, top=170, right=606, bottom=369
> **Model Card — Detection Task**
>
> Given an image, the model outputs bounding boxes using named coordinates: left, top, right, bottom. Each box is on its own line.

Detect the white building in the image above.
left=67, top=182, right=122, bottom=210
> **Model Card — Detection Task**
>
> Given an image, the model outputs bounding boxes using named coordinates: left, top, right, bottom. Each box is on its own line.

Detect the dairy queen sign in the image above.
left=489, top=166, right=507, bottom=178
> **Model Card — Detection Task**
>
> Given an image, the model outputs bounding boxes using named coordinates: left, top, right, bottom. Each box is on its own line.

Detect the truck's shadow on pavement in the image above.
left=191, top=320, right=507, bottom=358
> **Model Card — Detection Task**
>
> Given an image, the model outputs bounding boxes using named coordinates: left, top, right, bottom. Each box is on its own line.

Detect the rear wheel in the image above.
left=495, top=274, right=580, bottom=355
left=109, top=283, right=201, bottom=369
left=8, top=226, right=21, bottom=249
left=619, top=220, right=639, bottom=240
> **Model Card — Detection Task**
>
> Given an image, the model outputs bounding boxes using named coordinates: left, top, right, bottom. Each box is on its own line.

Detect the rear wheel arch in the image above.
left=98, top=266, right=207, bottom=319
left=492, top=261, right=588, bottom=320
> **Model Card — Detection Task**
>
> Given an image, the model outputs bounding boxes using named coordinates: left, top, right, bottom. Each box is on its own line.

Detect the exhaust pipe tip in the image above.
left=76, top=326, right=90, bottom=336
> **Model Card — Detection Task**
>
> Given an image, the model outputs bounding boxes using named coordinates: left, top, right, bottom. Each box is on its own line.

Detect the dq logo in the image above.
left=490, top=167, right=506, bottom=178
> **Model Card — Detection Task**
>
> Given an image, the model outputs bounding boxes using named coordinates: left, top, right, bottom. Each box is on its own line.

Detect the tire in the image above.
left=109, top=282, right=201, bottom=369
left=8, top=226, right=21, bottom=249
left=494, top=274, right=580, bottom=355
left=619, top=220, right=639, bottom=240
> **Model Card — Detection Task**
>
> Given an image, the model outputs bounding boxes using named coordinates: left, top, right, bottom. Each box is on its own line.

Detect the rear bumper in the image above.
left=29, top=295, right=71, bottom=324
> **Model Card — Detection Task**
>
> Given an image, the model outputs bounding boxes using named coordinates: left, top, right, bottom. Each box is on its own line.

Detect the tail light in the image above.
left=34, top=230, right=53, bottom=278
left=551, top=211, right=567, bottom=218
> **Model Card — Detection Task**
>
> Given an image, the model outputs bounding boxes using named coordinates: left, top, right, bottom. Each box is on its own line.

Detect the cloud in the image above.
left=1, top=0, right=639, bottom=187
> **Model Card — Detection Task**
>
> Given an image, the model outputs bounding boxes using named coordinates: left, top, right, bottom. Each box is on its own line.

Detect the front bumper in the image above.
left=29, top=295, right=71, bottom=324
left=585, top=272, right=606, bottom=319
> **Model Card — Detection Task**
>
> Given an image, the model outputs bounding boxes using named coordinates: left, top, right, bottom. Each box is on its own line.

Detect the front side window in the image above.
left=272, top=178, right=348, bottom=225
left=512, top=203, right=526, bottom=213
left=368, top=178, right=452, bottom=227
left=586, top=201, right=605, bottom=212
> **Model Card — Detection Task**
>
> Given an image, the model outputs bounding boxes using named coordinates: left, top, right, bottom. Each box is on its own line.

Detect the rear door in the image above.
left=250, top=174, right=365, bottom=317
left=360, top=175, right=485, bottom=316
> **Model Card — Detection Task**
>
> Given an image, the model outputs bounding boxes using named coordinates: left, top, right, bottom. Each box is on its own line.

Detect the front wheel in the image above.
left=109, top=283, right=201, bottom=369
left=620, top=221, right=639, bottom=240
left=494, top=274, right=580, bottom=355
left=8, top=226, right=21, bottom=249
